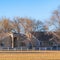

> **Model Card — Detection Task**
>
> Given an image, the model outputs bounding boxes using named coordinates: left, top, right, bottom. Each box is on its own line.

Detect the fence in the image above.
left=0, top=46, right=60, bottom=51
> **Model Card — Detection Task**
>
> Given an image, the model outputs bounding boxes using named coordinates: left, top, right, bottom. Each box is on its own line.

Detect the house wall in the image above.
left=0, top=36, right=12, bottom=48
left=0, top=33, right=40, bottom=49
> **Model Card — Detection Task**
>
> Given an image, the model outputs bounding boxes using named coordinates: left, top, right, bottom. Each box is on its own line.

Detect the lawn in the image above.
left=0, top=51, right=60, bottom=60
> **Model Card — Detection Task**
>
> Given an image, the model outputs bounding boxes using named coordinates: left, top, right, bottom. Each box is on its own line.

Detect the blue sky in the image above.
left=0, top=0, right=60, bottom=21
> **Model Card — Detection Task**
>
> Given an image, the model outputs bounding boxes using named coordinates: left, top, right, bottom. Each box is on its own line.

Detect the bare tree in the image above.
left=12, top=17, right=21, bottom=33
left=49, top=9, right=60, bottom=31
left=47, top=7, right=60, bottom=40
left=0, top=18, right=13, bottom=33
left=32, top=20, right=47, bottom=32
left=0, top=17, right=46, bottom=34
left=16, top=17, right=34, bottom=33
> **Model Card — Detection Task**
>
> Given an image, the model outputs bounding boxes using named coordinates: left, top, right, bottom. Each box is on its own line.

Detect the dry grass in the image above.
left=0, top=51, right=60, bottom=60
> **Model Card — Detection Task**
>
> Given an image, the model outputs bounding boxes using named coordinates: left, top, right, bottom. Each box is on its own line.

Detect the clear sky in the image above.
left=0, top=0, right=60, bottom=21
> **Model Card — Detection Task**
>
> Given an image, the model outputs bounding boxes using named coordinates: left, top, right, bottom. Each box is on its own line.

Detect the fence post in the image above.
left=21, top=47, right=22, bottom=51
left=51, top=47, right=52, bottom=50
left=45, top=47, right=47, bottom=50
left=39, top=47, right=40, bottom=50
left=27, top=48, right=28, bottom=51
left=57, top=46, right=58, bottom=50
left=8, top=47, right=9, bottom=51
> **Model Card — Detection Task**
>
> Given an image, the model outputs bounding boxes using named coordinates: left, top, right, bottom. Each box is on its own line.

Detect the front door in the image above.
left=14, top=37, right=17, bottom=48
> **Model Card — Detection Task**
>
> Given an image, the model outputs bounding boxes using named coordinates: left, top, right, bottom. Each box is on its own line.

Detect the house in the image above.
left=0, top=32, right=40, bottom=49
left=0, top=32, right=60, bottom=50
left=31, top=32, right=60, bottom=47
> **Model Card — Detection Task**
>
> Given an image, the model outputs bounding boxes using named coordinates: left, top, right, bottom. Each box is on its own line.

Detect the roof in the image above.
left=0, top=32, right=10, bottom=40
left=31, top=32, right=60, bottom=44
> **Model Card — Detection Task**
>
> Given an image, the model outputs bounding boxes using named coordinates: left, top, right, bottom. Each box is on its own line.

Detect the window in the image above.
left=0, top=42, right=4, bottom=47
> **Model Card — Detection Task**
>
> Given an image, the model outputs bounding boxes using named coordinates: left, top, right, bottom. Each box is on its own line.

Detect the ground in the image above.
left=0, top=51, right=60, bottom=60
